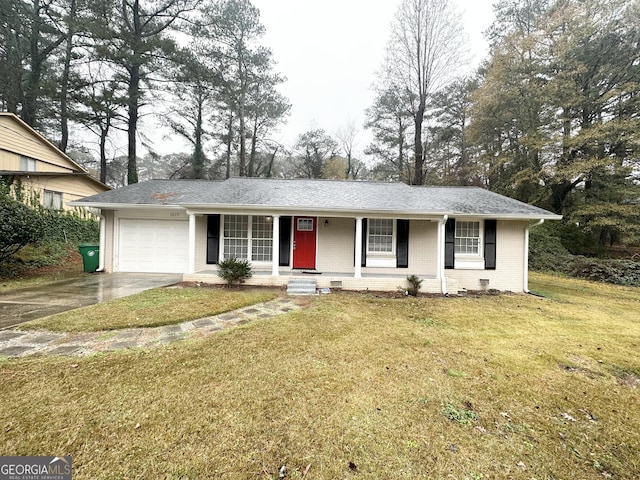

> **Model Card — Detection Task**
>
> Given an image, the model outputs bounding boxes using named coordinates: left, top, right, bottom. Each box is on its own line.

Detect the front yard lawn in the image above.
left=19, top=287, right=277, bottom=332
left=1, top=273, right=638, bottom=479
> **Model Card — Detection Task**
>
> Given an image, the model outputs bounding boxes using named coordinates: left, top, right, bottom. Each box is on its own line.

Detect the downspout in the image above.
left=524, top=219, right=544, bottom=293
left=97, top=211, right=106, bottom=272
left=439, top=215, right=448, bottom=296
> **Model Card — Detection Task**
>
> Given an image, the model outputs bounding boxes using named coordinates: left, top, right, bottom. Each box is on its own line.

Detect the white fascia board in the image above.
left=183, top=203, right=446, bottom=220
left=67, top=202, right=185, bottom=210
left=184, top=204, right=562, bottom=221
left=68, top=201, right=562, bottom=221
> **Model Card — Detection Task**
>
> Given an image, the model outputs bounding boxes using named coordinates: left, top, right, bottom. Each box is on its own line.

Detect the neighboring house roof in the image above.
left=0, top=112, right=109, bottom=191
left=71, top=178, right=561, bottom=220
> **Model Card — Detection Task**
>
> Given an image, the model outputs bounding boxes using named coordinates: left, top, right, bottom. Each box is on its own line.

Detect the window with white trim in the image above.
left=43, top=190, right=63, bottom=210
left=251, top=215, right=273, bottom=262
left=223, top=215, right=273, bottom=262
left=223, top=215, right=248, bottom=259
left=368, top=219, right=394, bottom=253
left=455, top=221, right=480, bottom=255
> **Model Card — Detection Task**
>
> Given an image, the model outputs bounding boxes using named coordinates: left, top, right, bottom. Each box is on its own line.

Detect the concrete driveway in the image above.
left=0, top=273, right=182, bottom=329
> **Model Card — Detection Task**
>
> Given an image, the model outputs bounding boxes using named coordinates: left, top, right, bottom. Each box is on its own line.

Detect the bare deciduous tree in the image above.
left=382, top=0, right=467, bottom=185
left=335, top=119, right=359, bottom=180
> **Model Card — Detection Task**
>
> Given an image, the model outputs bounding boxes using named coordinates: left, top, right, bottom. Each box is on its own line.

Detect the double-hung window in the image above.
left=223, top=215, right=249, bottom=259
left=251, top=215, right=273, bottom=262
left=43, top=190, right=63, bottom=210
left=223, top=215, right=272, bottom=262
left=368, top=219, right=394, bottom=253
left=455, top=221, right=481, bottom=255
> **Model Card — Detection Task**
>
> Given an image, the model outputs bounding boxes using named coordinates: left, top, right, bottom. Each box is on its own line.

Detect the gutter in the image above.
left=523, top=219, right=545, bottom=294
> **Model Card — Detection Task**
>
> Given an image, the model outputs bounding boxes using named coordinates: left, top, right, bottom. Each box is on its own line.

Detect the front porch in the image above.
left=183, top=269, right=459, bottom=294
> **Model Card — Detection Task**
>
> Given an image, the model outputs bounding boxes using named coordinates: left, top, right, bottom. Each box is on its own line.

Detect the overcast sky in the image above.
left=250, top=0, right=497, bottom=154
left=150, top=0, right=496, bottom=158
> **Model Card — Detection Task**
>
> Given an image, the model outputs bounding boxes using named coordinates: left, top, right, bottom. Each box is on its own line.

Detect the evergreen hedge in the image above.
left=1, top=183, right=99, bottom=275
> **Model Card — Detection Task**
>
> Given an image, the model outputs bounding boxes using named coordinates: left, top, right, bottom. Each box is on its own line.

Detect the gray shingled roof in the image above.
left=71, top=178, right=561, bottom=219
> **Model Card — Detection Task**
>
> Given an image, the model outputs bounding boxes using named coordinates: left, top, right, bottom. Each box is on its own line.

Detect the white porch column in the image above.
left=188, top=213, right=196, bottom=274
left=354, top=217, right=363, bottom=278
left=437, top=216, right=448, bottom=295
left=272, top=215, right=280, bottom=276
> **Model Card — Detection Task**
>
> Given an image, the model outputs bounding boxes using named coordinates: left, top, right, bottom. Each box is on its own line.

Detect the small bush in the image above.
left=406, top=274, right=423, bottom=296
left=217, top=258, right=253, bottom=287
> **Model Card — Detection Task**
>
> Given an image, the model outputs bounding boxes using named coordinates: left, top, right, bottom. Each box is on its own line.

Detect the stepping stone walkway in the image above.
left=0, top=297, right=303, bottom=358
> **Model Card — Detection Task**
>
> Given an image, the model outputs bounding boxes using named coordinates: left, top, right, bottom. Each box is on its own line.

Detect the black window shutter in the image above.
left=206, top=214, right=220, bottom=264
left=484, top=219, right=497, bottom=270
left=354, top=218, right=367, bottom=267
left=396, top=219, right=409, bottom=268
left=279, top=216, right=292, bottom=266
left=445, top=218, right=455, bottom=269
left=361, top=218, right=367, bottom=267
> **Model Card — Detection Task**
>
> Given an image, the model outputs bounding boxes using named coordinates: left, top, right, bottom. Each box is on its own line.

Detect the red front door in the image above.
left=293, top=216, right=317, bottom=269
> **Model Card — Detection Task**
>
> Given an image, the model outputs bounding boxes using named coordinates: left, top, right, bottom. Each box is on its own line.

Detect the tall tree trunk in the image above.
left=127, top=65, right=139, bottom=184
left=248, top=113, right=258, bottom=177
left=237, top=51, right=247, bottom=176
left=3, top=21, right=22, bottom=114
left=59, top=0, right=77, bottom=152
left=225, top=112, right=233, bottom=179
left=238, top=91, right=246, bottom=176
left=126, top=0, right=142, bottom=184
left=266, top=146, right=278, bottom=178
left=397, top=118, right=406, bottom=182
left=412, top=101, right=426, bottom=185
left=22, top=0, right=42, bottom=127
left=193, top=99, right=204, bottom=179
left=99, top=117, right=111, bottom=184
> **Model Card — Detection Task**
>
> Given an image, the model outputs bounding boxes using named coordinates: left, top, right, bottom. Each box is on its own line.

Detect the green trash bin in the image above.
left=78, top=244, right=100, bottom=273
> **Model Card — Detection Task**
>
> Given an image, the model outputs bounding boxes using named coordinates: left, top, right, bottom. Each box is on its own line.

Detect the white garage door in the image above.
left=118, top=219, right=189, bottom=273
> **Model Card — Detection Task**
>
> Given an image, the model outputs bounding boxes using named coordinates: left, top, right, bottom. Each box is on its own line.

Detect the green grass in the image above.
left=19, top=287, right=277, bottom=332
left=1, top=273, right=638, bottom=479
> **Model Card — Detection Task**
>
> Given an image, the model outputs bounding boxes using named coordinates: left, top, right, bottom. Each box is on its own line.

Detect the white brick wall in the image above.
left=446, top=220, right=526, bottom=292
left=105, top=211, right=529, bottom=293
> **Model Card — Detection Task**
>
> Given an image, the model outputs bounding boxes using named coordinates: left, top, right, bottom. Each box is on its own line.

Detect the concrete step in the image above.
left=286, top=278, right=318, bottom=295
